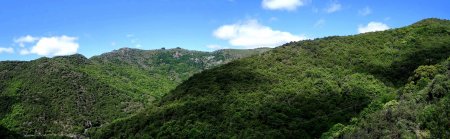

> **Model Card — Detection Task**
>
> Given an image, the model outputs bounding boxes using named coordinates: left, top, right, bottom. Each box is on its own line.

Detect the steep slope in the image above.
left=0, top=48, right=268, bottom=136
left=322, top=58, right=450, bottom=138
left=83, top=47, right=270, bottom=102
left=0, top=55, right=134, bottom=136
left=93, top=18, right=450, bottom=138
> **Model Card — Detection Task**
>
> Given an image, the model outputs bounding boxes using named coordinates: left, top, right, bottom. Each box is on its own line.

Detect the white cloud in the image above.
left=358, top=22, right=390, bottom=33
left=16, top=35, right=79, bottom=57
left=13, top=35, right=80, bottom=56
left=19, top=49, right=30, bottom=55
left=213, top=19, right=307, bottom=49
left=325, top=1, right=342, bottom=13
left=14, top=35, right=39, bottom=47
left=0, top=47, right=14, bottom=54
left=206, top=44, right=228, bottom=50
left=358, top=7, right=372, bottom=16
left=262, top=0, right=306, bottom=11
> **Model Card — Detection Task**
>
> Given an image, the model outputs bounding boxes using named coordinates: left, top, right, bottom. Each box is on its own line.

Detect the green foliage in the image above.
left=2, top=18, right=450, bottom=138
left=93, top=18, right=450, bottom=139
left=0, top=48, right=266, bottom=137
left=410, top=65, right=439, bottom=82
left=0, top=55, right=134, bottom=135
left=85, top=48, right=269, bottom=101
left=322, top=60, right=450, bottom=138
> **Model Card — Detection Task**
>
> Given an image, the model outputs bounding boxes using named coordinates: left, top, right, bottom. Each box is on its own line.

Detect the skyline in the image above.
left=1, top=0, right=449, bottom=61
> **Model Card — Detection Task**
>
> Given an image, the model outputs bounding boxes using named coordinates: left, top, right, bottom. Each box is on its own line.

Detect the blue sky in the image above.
left=0, top=0, right=449, bottom=61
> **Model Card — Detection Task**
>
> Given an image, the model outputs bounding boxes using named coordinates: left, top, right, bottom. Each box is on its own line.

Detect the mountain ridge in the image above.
left=2, top=18, right=450, bottom=138
left=92, top=18, right=450, bottom=139
left=0, top=47, right=269, bottom=137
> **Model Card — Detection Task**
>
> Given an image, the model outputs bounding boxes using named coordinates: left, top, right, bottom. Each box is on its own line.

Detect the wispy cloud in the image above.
left=213, top=19, right=307, bottom=49
left=262, top=0, right=307, bottom=11
left=358, top=22, right=390, bottom=33
left=269, top=17, right=278, bottom=22
left=206, top=44, right=228, bottom=50
left=19, top=49, right=29, bottom=55
left=14, top=35, right=39, bottom=47
left=324, top=1, right=342, bottom=13
left=0, top=47, right=14, bottom=54
left=358, top=7, right=372, bottom=16
left=314, top=19, right=326, bottom=28
left=125, top=34, right=142, bottom=48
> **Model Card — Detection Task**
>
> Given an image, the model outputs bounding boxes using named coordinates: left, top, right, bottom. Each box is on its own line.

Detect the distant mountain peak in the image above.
left=412, top=18, right=450, bottom=26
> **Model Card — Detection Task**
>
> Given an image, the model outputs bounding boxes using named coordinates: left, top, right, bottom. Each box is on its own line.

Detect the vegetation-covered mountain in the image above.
left=322, top=59, right=450, bottom=138
left=0, top=47, right=268, bottom=137
left=92, top=18, right=450, bottom=138
left=0, top=55, right=131, bottom=136
left=86, top=47, right=270, bottom=101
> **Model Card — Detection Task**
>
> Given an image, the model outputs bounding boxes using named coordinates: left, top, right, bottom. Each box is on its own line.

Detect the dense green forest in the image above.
left=322, top=59, right=450, bottom=138
left=1, top=18, right=449, bottom=139
left=91, top=18, right=450, bottom=138
left=0, top=48, right=268, bottom=137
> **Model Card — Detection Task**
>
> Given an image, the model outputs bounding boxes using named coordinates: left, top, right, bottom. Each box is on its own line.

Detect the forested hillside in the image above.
left=0, top=55, right=131, bottom=136
left=93, top=18, right=450, bottom=138
left=323, top=58, right=450, bottom=138
left=85, top=47, right=270, bottom=101
left=0, top=48, right=268, bottom=137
